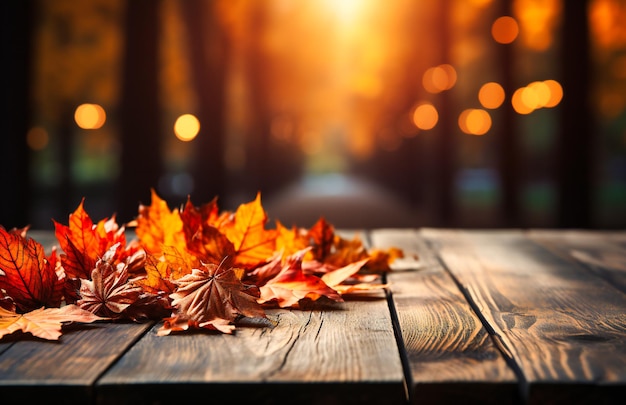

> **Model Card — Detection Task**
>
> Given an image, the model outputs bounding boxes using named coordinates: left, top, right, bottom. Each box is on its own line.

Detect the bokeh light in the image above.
left=543, top=79, right=563, bottom=108
left=512, top=80, right=563, bottom=114
left=423, top=64, right=457, bottom=94
left=74, top=103, right=106, bottom=129
left=512, top=88, right=534, bottom=114
left=174, top=114, right=200, bottom=141
left=491, top=16, right=519, bottom=44
left=412, top=103, right=439, bottom=130
left=26, top=126, right=49, bottom=151
left=478, top=82, right=505, bottom=109
left=459, top=109, right=492, bottom=135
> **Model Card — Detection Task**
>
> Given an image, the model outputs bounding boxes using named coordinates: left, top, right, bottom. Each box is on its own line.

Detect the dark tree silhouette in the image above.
left=496, top=0, right=521, bottom=227
left=1, top=0, right=33, bottom=229
left=179, top=0, right=228, bottom=204
left=557, top=0, right=594, bottom=228
left=118, top=0, right=163, bottom=223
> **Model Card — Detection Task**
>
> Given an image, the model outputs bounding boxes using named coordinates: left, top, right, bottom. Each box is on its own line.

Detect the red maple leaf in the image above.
left=307, top=217, right=335, bottom=261
left=0, top=226, right=65, bottom=312
left=54, top=199, right=130, bottom=280
left=258, top=248, right=343, bottom=308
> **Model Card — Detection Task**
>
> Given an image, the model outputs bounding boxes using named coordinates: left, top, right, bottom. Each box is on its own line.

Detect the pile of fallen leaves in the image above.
left=0, top=190, right=403, bottom=340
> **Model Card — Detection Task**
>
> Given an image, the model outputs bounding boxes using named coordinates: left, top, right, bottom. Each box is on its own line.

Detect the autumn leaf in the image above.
left=179, top=195, right=224, bottom=232
left=158, top=315, right=235, bottom=336
left=307, top=217, right=335, bottom=261
left=219, top=192, right=277, bottom=268
left=320, top=258, right=389, bottom=294
left=258, top=248, right=343, bottom=308
left=137, top=251, right=180, bottom=295
left=0, top=305, right=106, bottom=341
left=160, top=261, right=266, bottom=335
left=275, top=220, right=311, bottom=258
left=78, top=243, right=167, bottom=321
left=364, top=247, right=405, bottom=272
left=54, top=199, right=130, bottom=280
left=324, top=234, right=370, bottom=269
left=133, top=188, right=187, bottom=255
left=246, top=250, right=283, bottom=286
left=320, top=258, right=369, bottom=288
left=0, top=226, right=65, bottom=312
left=184, top=223, right=236, bottom=267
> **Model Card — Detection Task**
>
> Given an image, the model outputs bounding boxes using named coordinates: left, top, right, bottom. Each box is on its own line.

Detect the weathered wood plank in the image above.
left=95, top=299, right=406, bottom=405
left=527, top=230, right=626, bottom=295
left=0, top=322, right=153, bottom=405
left=370, top=229, right=517, bottom=404
left=424, top=229, right=626, bottom=404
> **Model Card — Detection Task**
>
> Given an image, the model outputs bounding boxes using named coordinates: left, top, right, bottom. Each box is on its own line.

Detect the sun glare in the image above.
left=322, top=0, right=364, bottom=23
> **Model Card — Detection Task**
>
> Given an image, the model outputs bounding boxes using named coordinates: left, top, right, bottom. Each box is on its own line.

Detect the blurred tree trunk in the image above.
left=497, top=0, right=520, bottom=227
left=1, top=0, right=33, bottom=229
left=557, top=0, right=593, bottom=228
left=118, top=0, right=163, bottom=223
left=244, top=2, right=303, bottom=198
left=180, top=0, right=227, bottom=204
left=432, top=0, right=455, bottom=227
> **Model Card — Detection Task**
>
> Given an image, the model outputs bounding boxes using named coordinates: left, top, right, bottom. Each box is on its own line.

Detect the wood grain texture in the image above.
left=527, top=230, right=626, bottom=295
left=424, top=229, right=626, bottom=404
left=0, top=322, right=153, bottom=405
left=370, top=229, right=517, bottom=404
left=96, top=298, right=406, bottom=405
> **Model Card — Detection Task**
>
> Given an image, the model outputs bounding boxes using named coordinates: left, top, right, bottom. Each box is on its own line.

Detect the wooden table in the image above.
left=2, top=229, right=625, bottom=404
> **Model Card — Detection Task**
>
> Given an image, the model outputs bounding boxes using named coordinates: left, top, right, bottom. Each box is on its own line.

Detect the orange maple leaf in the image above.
left=0, top=305, right=106, bottom=341
left=133, top=188, right=187, bottom=256
left=218, top=192, right=277, bottom=269
left=137, top=248, right=187, bottom=295
left=320, top=258, right=389, bottom=294
left=0, top=226, right=65, bottom=312
left=365, top=247, right=405, bottom=272
left=258, top=248, right=342, bottom=308
left=275, top=220, right=312, bottom=259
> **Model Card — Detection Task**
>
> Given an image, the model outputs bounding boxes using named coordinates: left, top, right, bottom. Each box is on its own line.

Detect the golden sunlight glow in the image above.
left=321, top=0, right=364, bottom=23
left=478, top=82, right=505, bottom=109
left=412, top=103, right=439, bottom=130
left=74, top=103, right=106, bottom=130
left=492, top=16, right=519, bottom=44
left=26, top=127, right=49, bottom=151
left=514, top=0, right=561, bottom=51
left=423, top=64, right=457, bottom=94
left=174, top=114, right=200, bottom=141
left=459, top=109, right=492, bottom=135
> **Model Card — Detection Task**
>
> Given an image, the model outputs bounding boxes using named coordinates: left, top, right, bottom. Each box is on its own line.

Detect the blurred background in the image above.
left=1, top=0, right=625, bottom=230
